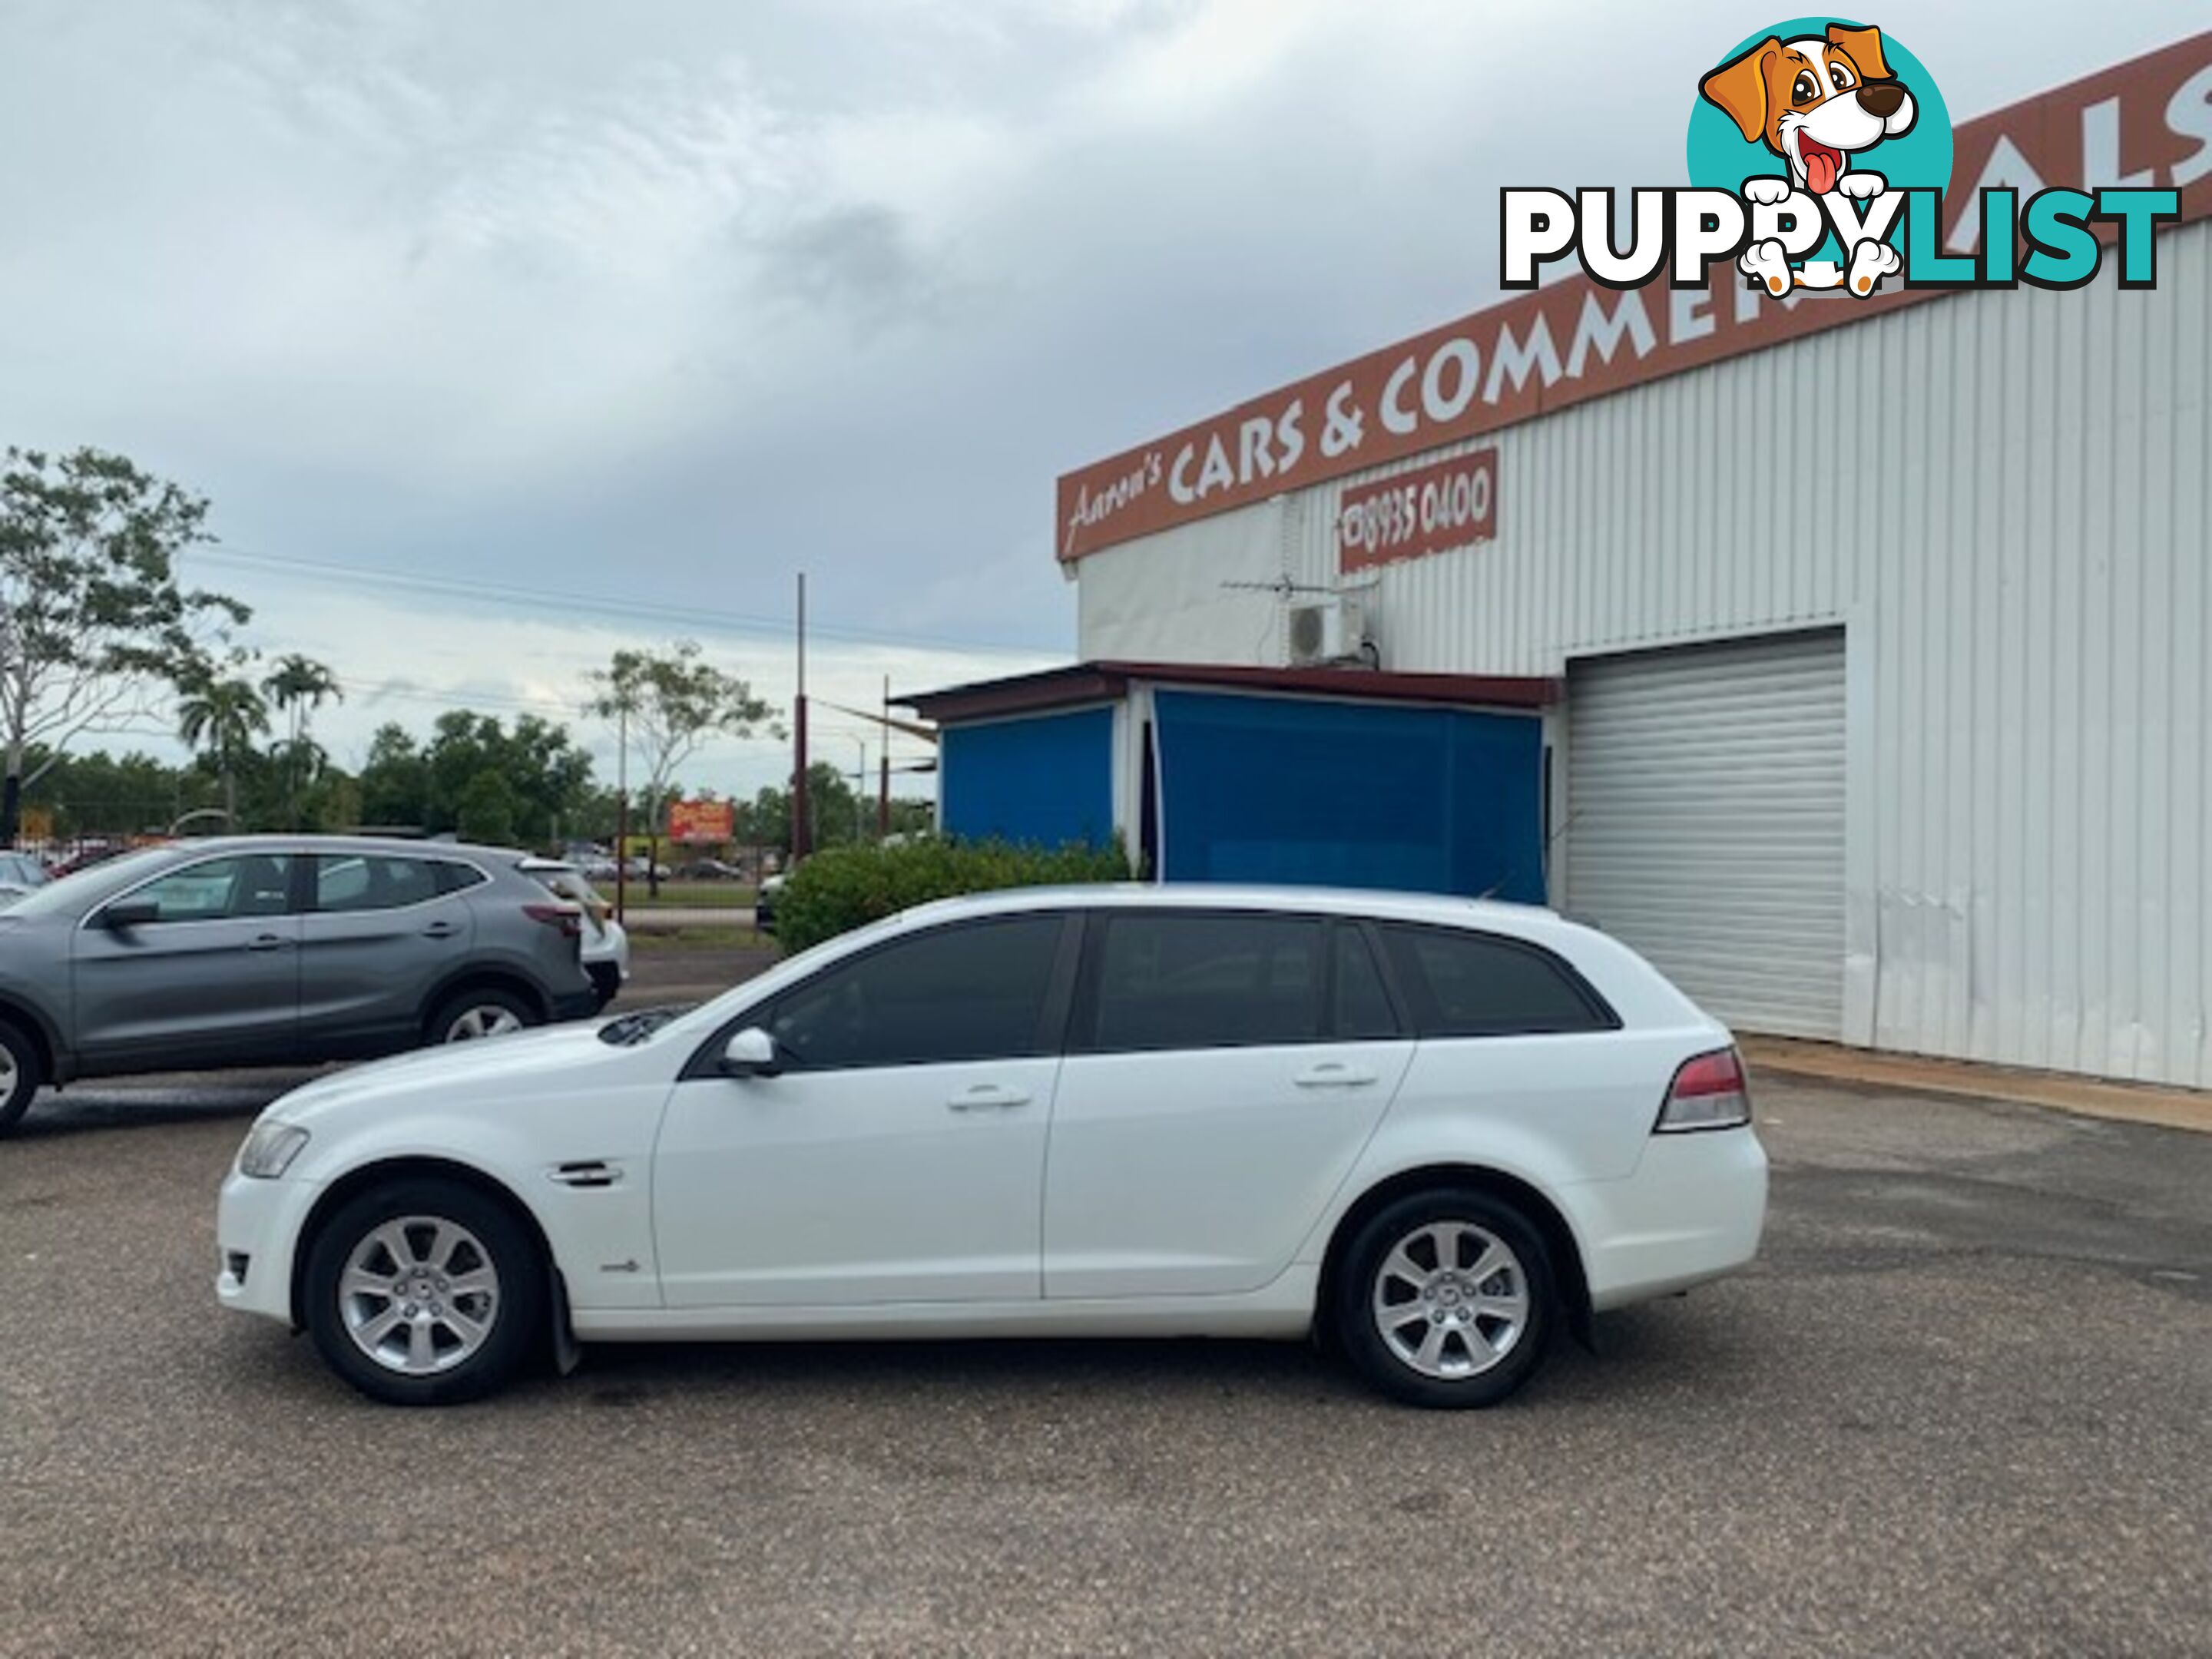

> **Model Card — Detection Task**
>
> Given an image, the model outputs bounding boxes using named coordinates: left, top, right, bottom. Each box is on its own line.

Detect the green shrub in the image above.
left=773, top=836, right=1133, bottom=955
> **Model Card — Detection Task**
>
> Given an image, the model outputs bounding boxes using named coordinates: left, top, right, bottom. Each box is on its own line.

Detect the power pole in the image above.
left=614, top=701, right=628, bottom=922
left=878, top=673, right=892, bottom=839
left=792, top=571, right=810, bottom=864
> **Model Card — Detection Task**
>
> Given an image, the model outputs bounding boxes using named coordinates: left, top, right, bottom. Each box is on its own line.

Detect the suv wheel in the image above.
left=430, top=988, right=538, bottom=1045
left=1334, top=1187, right=1556, bottom=1409
left=0, top=1019, right=42, bottom=1134
left=302, top=1177, right=545, bottom=1406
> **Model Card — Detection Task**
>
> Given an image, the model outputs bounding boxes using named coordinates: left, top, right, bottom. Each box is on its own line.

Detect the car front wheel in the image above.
left=1334, top=1188, right=1556, bottom=1409
left=0, top=1019, right=42, bottom=1134
left=302, top=1177, right=546, bottom=1406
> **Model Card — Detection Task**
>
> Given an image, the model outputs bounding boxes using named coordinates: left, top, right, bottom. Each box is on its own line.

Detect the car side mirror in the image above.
left=720, top=1026, right=782, bottom=1078
left=98, top=899, right=159, bottom=932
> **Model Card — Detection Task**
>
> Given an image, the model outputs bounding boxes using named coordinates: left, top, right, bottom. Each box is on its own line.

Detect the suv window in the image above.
left=127, top=854, right=296, bottom=923
left=433, top=861, right=488, bottom=895
left=1085, top=912, right=1324, bottom=1051
left=764, top=916, right=1065, bottom=1071
left=312, top=854, right=443, bottom=913
left=1379, top=924, right=1616, bottom=1037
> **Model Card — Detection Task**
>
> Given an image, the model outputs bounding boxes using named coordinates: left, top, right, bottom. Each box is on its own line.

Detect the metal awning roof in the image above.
left=899, top=660, right=1558, bottom=724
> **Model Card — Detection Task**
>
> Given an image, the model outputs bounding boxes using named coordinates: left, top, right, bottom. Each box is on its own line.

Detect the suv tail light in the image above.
left=1655, top=1047, right=1752, bottom=1133
left=522, top=902, right=583, bottom=941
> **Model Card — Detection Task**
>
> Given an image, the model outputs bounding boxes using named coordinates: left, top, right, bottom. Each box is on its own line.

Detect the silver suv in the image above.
left=0, top=835, right=599, bottom=1133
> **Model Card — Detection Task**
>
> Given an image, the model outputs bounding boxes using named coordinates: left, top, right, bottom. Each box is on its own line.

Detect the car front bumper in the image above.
left=216, top=1166, right=326, bottom=1326
left=1571, top=1127, right=1769, bottom=1310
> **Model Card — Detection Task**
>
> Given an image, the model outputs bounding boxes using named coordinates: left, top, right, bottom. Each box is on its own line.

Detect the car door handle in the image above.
left=421, top=922, right=459, bottom=939
left=947, top=1084, right=1032, bottom=1112
left=1293, top=1063, right=1377, bottom=1089
left=244, top=933, right=291, bottom=953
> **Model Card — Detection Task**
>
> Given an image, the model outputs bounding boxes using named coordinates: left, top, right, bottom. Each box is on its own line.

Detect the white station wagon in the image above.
left=217, top=886, right=1767, bottom=1408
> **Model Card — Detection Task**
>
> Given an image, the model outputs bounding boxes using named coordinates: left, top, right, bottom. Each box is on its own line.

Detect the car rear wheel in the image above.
left=430, top=988, right=538, bottom=1045
left=303, top=1177, right=545, bottom=1406
left=0, top=1019, right=42, bottom=1134
left=1334, top=1187, right=1556, bottom=1409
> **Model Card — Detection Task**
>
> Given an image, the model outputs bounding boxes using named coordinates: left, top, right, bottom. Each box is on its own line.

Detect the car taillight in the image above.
left=1655, top=1047, right=1752, bottom=1133
left=523, top=902, right=583, bottom=940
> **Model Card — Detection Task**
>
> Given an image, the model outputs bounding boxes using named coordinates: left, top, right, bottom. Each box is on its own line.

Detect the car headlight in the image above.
left=237, top=1121, right=310, bottom=1180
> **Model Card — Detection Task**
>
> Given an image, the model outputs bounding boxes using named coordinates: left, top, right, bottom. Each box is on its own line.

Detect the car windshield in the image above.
left=5, top=847, right=177, bottom=917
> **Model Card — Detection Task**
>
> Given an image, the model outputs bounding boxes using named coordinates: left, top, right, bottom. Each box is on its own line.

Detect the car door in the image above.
left=70, top=852, right=302, bottom=1069
left=297, top=853, right=476, bottom=1049
left=651, top=912, right=1077, bottom=1309
left=1043, top=912, right=1415, bottom=1300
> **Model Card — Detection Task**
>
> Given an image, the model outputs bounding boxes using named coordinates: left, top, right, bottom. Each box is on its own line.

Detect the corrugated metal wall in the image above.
left=1076, top=221, right=2211, bottom=1087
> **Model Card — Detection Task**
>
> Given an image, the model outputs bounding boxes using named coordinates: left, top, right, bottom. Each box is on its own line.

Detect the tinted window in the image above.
left=765, top=916, right=1064, bottom=1070
left=1381, top=924, right=1614, bottom=1037
left=312, top=855, right=442, bottom=913
left=1088, top=913, right=1323, bottom=1051
left=126, top=855, right=295, bottom=923
left=1333, top=925, right=1400, bottom=1040
left=433, top=861, right=488, bottom=895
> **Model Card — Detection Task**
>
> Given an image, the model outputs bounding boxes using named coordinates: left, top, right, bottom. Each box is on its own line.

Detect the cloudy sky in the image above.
left=3, top=0, right=2203, bottom=798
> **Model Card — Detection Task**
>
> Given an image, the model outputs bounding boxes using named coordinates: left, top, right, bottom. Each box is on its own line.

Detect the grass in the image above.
left=605, top=881, right=758, bottom=909
left=628, top=925, right=776, bottom=952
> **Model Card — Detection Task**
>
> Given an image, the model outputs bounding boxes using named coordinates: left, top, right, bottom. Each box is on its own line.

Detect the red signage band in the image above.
left=1338, top=448, right=1498, bottom=574
left=1055, top=30, right=2212, bottom=564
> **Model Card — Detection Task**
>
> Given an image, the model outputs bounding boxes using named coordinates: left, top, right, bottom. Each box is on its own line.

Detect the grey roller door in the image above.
left=1566, top=630, right=1846, bottom=1039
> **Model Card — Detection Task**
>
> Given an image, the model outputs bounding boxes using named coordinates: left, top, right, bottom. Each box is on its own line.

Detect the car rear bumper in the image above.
left=1571, top=1128, right=1768, bottom=1310
left=216, top=1167, right=324, bottom=1326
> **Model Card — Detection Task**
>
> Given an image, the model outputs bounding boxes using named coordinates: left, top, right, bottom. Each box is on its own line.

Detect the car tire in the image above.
left=1333, top=1187, right=1556, bottom=1409
left=302, top=1177, right=546, bottom=1406
left=0, top=1018, right=42, bottom=1134
left=429, top=987, right=538, bottom=1045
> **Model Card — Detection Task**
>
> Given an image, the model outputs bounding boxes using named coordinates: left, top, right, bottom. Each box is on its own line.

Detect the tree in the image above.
left=176, top=671, right=270, bottom=830
left=588, top=641, right=779, bottom=893
left=455, top=769, right=518, bottom=846
left=354, top=711, right=595, bottom=845
left=0, top=446, right=249, bottom=844
left=262, top=652, right=342, bottom=828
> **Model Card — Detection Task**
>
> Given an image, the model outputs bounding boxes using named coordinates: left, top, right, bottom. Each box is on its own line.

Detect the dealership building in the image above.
left=915, top=32, right=2212, bottom=1089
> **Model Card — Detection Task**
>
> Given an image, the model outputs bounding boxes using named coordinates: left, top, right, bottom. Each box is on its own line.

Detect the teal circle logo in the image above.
left=1681, top=19, right=1946, bottom=194
left=1688, top=18, right=1949, bottom=274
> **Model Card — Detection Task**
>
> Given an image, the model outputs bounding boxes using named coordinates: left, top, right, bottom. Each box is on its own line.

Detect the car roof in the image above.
left=155, top=833, right=532, bottom=863
left=882, top=882, right=1577, bottom=943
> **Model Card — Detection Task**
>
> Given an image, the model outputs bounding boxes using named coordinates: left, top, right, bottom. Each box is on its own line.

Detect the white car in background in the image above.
left=519, top=858, right=629, bottom=1011
left=216, top=885, right=1766, bottom=1409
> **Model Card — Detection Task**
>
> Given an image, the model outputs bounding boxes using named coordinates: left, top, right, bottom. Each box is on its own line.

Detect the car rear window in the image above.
left=1084, top=913, right=1324, bottom=1051
left=1379, top=923, right=1617, bottom=1038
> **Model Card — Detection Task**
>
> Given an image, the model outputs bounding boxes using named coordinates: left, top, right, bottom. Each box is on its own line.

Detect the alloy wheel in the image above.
left=1369, top=1219, right=1530, bottom=1380
left=339, top=1217, right=502, bottom=1376
left=445, top=1005, right=523, bottom=1041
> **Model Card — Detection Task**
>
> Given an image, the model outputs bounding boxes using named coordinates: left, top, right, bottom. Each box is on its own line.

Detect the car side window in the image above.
left=312, top=855, right=443, bottom=913
left=128, top=855, right=296, bottom=923
left=1084, top=913, right=1324, bottom=1052
left=432, top=861, right=488, bottom=895
left=763, top=916, right=1065, bottom=1071
left=1379, top=923, right=1617, bottom=1037
left=1332, top=924, right=1402, bottom=1040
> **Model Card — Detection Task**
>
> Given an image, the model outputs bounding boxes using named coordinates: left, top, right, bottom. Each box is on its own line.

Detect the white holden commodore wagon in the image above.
left=217, top=885, right=1767, bottom=1409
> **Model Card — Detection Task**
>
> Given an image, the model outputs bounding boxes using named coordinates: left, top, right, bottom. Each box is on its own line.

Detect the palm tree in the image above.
left=177, top=677, right=270, bottom=830
left=262, top=654, right=342, bottom=828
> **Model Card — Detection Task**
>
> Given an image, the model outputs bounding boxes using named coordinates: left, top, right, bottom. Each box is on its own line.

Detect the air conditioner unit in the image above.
left=1287, top=596, right=1369, bottom=666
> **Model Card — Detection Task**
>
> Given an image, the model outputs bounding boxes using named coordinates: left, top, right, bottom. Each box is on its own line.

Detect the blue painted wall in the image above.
left=939, top=707, right=1116, bottom=849
left=1152, top=690, right=1545, bottom=902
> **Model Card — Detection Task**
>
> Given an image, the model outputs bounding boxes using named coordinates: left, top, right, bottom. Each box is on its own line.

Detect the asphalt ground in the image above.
left=2, top=957, right=2209, bottom=1657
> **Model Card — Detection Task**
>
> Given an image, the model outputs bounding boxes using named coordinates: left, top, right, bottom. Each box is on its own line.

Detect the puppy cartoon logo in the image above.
left=1690, top=18, right=1951, bottom=299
